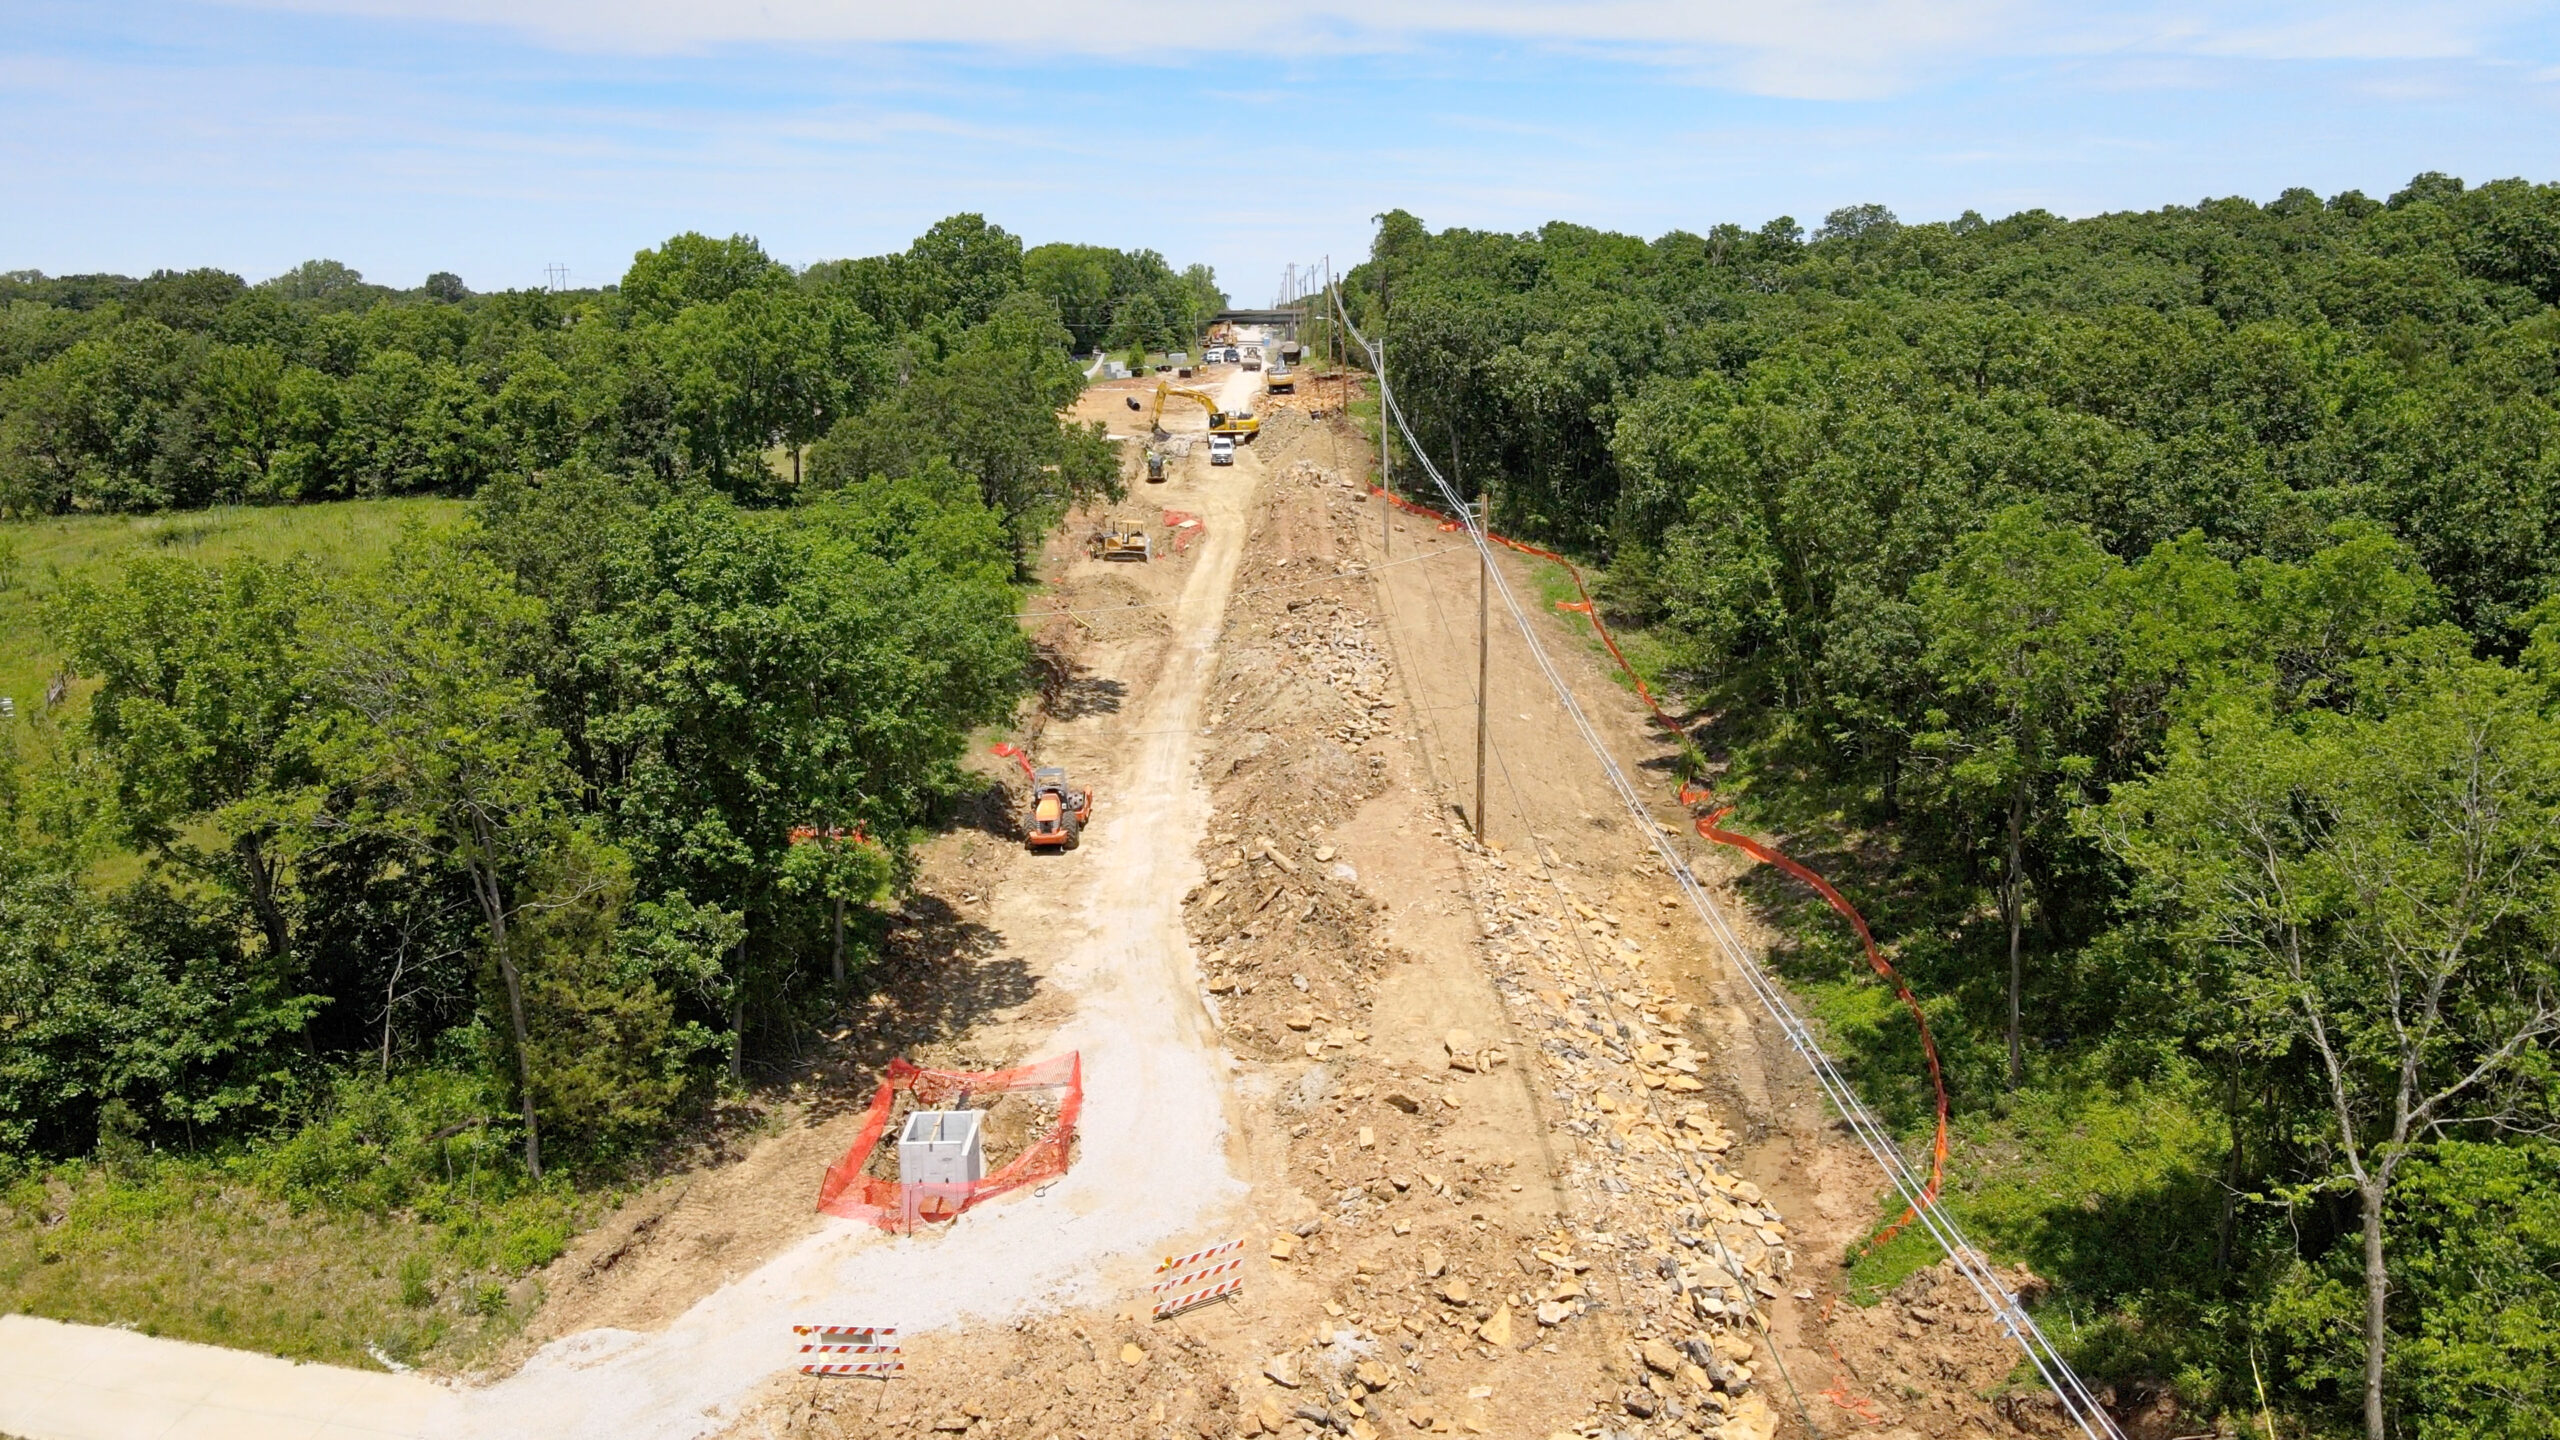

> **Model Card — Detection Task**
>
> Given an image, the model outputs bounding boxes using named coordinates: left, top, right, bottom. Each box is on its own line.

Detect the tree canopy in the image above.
left=1352, top=174, right=2560, bottom=1437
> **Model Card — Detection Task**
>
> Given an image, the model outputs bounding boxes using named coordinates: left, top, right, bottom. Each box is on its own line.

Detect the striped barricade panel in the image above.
left=1151, top=1257, right=1243, bottom=1293
left=1153, top=1276, right=1245, bottom=1319
left=1156, top=1239, right=1242, bottom=1274
left=802, top=1360, right=905, bottom=1377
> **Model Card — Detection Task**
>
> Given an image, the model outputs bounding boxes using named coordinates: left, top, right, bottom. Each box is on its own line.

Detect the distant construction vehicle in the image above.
left=1022, top=766, right=1093, bottom=850
left=1145, top=447, right=1167, bottom=482
left=1265, top=364, right=1294, bottom=393
left=1090, top=516, right=1152, bottom=561
left=1146, top=381, right=1261, bottom=442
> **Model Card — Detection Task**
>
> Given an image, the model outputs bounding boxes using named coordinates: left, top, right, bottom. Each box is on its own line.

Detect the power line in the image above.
left=1328, top=276, right=2128, bottom=1440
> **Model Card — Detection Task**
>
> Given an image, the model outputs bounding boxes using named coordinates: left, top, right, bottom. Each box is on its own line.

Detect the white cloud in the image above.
left=201, top=0, right=2546, bottom=98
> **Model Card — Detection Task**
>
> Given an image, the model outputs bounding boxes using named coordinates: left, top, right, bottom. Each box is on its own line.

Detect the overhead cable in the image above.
left=1329, top=280, right=2125, bottom=1440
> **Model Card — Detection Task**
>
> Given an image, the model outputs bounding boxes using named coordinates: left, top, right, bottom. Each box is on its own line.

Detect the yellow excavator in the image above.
left=1147, top=381, right=1261, bottom=442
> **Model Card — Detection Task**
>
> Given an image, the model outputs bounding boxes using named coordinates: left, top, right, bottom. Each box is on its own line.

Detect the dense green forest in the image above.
left=0, top=217, right=1213, bottom=1357
left=0, top=218, right=1220, bottom=536
left=1345, top=174, right=2560, bottom=1438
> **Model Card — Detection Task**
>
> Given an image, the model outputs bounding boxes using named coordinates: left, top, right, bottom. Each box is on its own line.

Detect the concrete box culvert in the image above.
left=898, top=1109, right=986, bottom=1185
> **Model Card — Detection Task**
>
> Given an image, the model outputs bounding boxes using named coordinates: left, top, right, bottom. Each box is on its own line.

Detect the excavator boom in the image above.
left=1147, top=381, right=1262, bottom=441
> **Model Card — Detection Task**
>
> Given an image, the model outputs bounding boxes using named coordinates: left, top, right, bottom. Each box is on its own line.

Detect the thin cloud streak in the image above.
left=205, top=0, right=2551, bottom=98
left=3, top=0, right=2554, bottom=298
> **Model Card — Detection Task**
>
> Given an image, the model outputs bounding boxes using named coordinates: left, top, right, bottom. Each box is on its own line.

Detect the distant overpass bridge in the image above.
left=1211, top=308, right=1308, bottom=329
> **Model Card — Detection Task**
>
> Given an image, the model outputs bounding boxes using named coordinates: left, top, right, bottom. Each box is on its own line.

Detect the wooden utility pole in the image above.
left=1377, top=334, right=1390, bottom=559
left=1474, top=497, right=1490, bottom=842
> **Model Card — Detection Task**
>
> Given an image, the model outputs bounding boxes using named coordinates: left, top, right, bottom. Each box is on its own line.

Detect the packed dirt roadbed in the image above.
left=706, top=401, right=2073, bottom=1440
left=0, top=375, right=2077, bottom=1440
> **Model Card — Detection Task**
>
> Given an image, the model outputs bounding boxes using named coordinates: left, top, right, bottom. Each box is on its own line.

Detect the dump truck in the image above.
left=1022, top=766, right=1093, bottom=850
left=1091, top=516, right=1152, bottom=561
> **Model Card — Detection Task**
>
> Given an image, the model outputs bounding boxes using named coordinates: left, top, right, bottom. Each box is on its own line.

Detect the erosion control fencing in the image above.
left=815, top=1054, right=1083, bottom=1232
left=1329, top=279, right=2126, bottom=1440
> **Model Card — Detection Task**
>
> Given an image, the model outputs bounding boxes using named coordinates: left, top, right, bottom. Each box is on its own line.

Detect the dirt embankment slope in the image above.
left=714, top=402, right=2073, bottom=1440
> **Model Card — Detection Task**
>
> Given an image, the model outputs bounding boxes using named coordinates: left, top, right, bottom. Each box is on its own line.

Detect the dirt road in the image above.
left=437, top=364, right=1278, bottom=1440
left=2, top=361, right=2052, bottom=1440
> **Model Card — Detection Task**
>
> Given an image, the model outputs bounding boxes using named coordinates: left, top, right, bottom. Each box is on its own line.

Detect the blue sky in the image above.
left=5, top=1, right=2557, bottom=303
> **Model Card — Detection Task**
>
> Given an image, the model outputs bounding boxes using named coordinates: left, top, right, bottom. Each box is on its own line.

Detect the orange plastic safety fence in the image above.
left=1371, top=482, right=1948, bottom=1246
left=814, top=1053, right=1083, bottom=1232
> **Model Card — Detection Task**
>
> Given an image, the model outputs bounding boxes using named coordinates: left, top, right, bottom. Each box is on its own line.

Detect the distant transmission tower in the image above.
left=544, top=263, right=570, bottom=292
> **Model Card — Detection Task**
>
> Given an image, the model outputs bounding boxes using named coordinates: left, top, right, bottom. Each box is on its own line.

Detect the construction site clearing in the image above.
left=0, top=352, right=2127, bottom=1440
left=693, top=389, right=2108, bottom=1440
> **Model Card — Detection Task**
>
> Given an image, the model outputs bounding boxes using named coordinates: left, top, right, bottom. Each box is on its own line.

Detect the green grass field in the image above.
left=0, top=499, right=468, bottom=738
left=0, top=1153, right=606, bottom=1371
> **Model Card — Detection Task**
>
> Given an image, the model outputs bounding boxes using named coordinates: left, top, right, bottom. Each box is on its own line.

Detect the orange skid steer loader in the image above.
left=1022, top=766, right=1094, bottom=850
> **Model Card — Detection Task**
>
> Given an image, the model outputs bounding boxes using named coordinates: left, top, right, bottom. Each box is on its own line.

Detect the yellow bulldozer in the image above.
left=1146, top=381, right=1260, bottom=442
left=1089, top=516, right=1152, bottom=561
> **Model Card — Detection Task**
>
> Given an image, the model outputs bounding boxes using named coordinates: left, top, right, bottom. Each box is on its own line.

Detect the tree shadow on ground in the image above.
left=1032, top=643, right=1127, bottom=721
left=798, top=893, right=1036, bottom=1126
left=948, top=780, right=1022, bottom=843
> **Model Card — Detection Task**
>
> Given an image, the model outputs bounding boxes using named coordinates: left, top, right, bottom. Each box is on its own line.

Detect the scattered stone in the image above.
left=1535, top=1301, right=1572, bottom=1327
left=1641, top=1339, right=1683, bottom=1376
left=1383, top=1091, right=1422, bottom=1114
left=1476, top=1304, right=1513, bottom=1347
left=1270, top=1234, right=1299, bottom=1260
left=1264, top=1354, right=1302, bottom=1388
left=1421, top=1246, right=1446, bottom=1278
left=1439, top=1278, right=1472, bottom=1305
left=1120, top=1343, right=1145, bottom=1366
left=1718, top=1391, right=1778, bottom=1440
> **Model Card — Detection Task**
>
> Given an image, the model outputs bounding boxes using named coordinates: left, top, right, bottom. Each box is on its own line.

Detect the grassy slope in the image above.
left=0, top=498, right=542, bottom=1371
left=0, top=1159, right=593, bottom=1370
